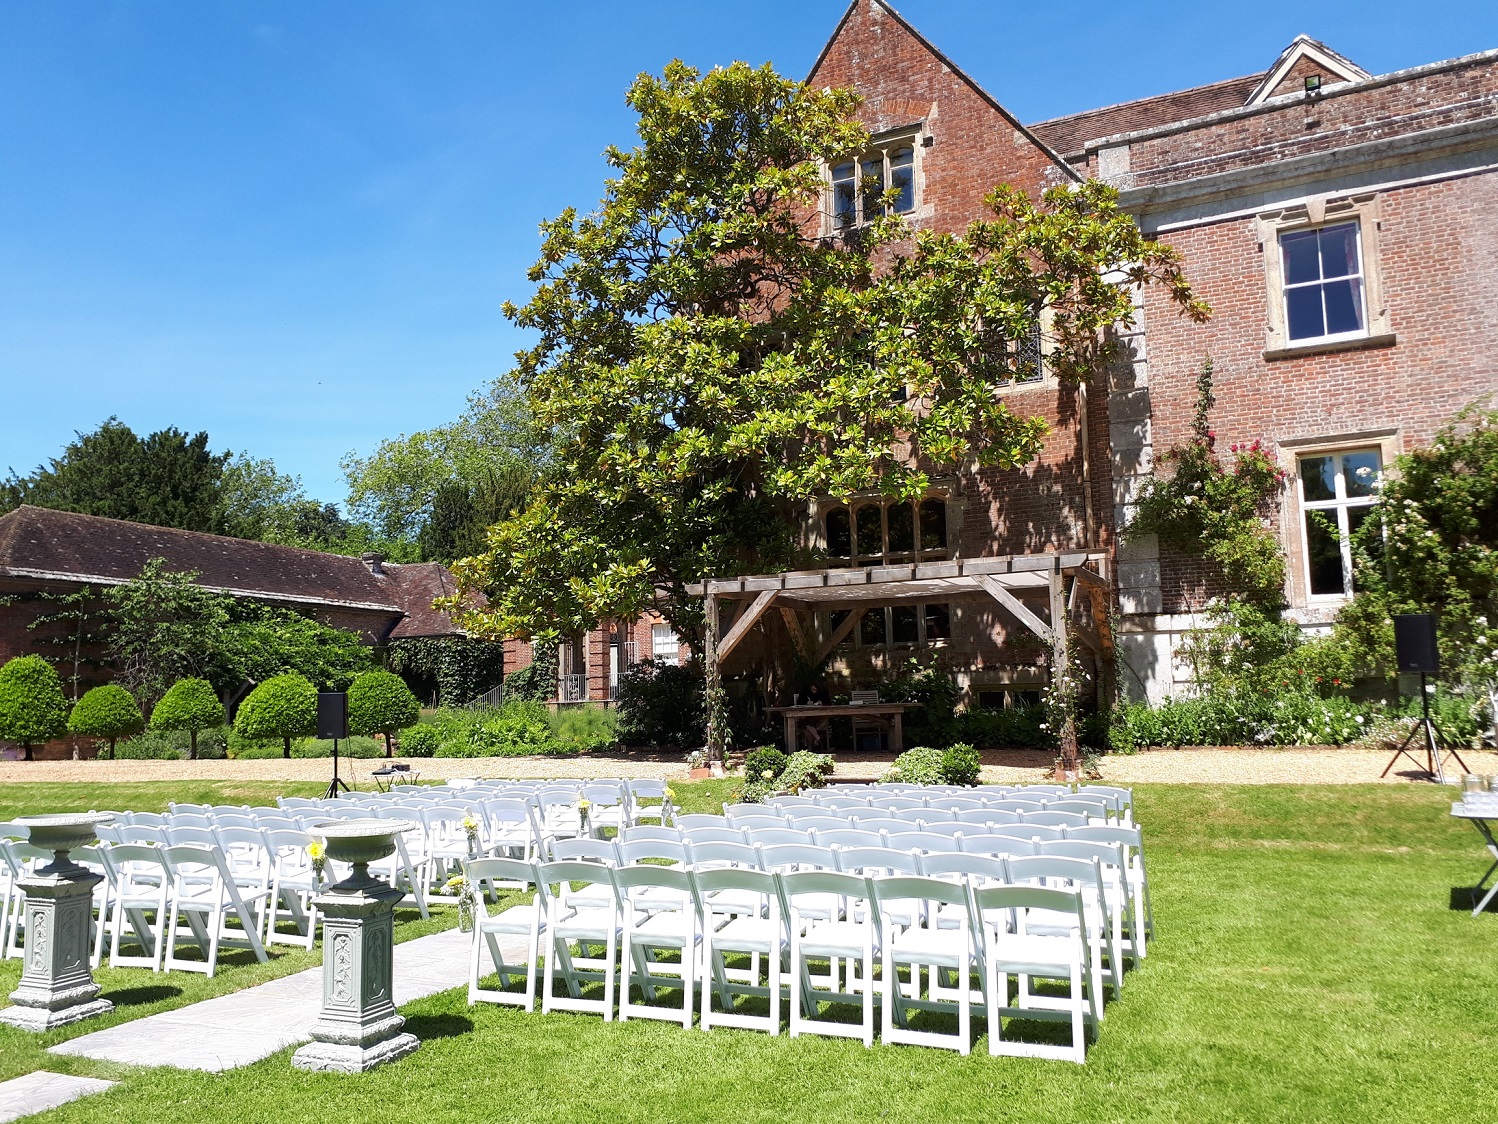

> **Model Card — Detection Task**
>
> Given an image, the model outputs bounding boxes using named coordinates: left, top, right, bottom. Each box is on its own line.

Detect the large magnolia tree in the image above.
left=441, top=60, right=1208, bottom=661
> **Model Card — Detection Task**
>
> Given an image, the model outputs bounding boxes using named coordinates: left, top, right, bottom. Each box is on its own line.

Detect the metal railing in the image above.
left=558, top=673, right=588, bottom=703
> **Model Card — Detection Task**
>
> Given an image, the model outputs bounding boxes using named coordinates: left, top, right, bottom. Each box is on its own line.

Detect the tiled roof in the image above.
left=1028, top=72, right=1267, bottom=156
left=0, top=505, right=467, bottom=636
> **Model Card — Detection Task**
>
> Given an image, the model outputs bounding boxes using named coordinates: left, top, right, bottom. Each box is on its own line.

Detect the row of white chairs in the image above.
left=466, top=852, right=1113, bottom=1061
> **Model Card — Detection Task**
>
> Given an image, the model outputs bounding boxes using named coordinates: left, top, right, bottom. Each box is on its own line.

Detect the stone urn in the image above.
left=1, top=812, right=115, bottom=1032
left=291, top=818, right=421, bottom=1074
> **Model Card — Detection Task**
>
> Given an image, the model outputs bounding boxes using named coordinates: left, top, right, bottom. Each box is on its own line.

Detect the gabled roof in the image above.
left=809, top=0, right=1080, bottom=181
left=0, top=505, right=468, bottom=637
left=1246, top=34, right=1371, bottom=105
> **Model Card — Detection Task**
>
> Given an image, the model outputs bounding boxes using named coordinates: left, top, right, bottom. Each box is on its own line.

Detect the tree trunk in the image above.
left=108, top=738, right=116, bottom=761
left=23, top=742, right=34, bottom=762
left=385, top=732, right=393, bottom=758
left=188, top=730, right=198, bottom=761
left=283, top=737, right=292, bottom=759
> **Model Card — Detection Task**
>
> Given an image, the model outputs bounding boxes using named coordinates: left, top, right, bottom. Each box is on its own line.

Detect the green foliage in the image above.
left=502, top=646, right=558, bottom=703
left=67, top=684, right=144, bottom=757
left=219, top=604, right=373, bottom=691
left=1108, top=688, right=1382, bottom=750
left=417, top=466, right=534, bottom=563
left=429, top=701, right=581, bottom=759
left=1128, top=361, right=1287, bottom=605
left=779, top=750, right=834, bottom=793
left=1, top=418, right=230, bottom=533
left=548, top=705, right=618, bottom=753
left=347, top=669, right=421, bottom=755
left=743, top=746, right=788, bottom=784
left=1336, top=403, right=1498, bottom=693
left=0, top=655, right=70, bottom=759
left=614, top=659, right=706, bottom=748
left=107, top=559, right=230, bottom=706
left=442, top=60, right=1205, bottom=647
left=882, top=658, right=961, bottom=747
left=954, top=704, right=1053, bottom=749
left=233, top=673, right=316, bottom=758
left=396, top=723, right=441, bottom=758
left=882, top=746, right=945, bottom=785
left=940, top=742, right=981, bottom=786
left=385, top=637, right=506, bottom=707
left=229, top=735, right=384, bottom=760
left=112, top=726, right=228, bottom=760
left=23, top=584, right=110, bottom=701
left=149, top=677, right=227, bottom=760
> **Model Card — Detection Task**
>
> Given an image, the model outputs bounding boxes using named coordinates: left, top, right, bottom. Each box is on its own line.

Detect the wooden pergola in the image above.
left=693, top=550, right=1115, bottom=765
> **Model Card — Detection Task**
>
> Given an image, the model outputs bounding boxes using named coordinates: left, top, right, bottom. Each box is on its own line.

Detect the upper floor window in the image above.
left=1281, top=222, right=1365, bottom=343
left=824, top=497, right=948, bottom=568
left=651, top=624, right=680, bottom=662
left=829, top=133, right=918, bottom=232
left=1298, top=448, right=1381, bottom=597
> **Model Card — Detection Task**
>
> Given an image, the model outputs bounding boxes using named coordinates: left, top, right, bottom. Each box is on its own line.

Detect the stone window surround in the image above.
left=1256, top=192, right=1395, bottom=359
left=1277, top=427, right=1400, bottom=613
left=822, top=123, right=931, bottom=235
left=810, top=481, right=962, bottom=564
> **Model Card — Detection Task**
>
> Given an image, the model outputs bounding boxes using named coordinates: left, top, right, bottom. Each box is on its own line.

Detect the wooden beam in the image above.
left=779, top=607, right=812, bottom=663
left=1070, top=566, right=1109, bottom=597
left=716, top=589, right=778, bottom=663
left=974, top=575, right=1055, bottom=645
left=1050, top=568, right=1079, bottom=776
left=814, top=607, right=868, bottom=665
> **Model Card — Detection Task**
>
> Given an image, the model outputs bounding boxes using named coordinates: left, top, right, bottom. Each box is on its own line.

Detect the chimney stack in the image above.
left=360, top=552, right=385, bottom=576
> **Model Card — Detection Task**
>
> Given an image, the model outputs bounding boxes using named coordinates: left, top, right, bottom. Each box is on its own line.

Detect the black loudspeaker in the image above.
left=1393, top=614, right=1440, bottom=675
left=317, top=692, right=349, bottom=740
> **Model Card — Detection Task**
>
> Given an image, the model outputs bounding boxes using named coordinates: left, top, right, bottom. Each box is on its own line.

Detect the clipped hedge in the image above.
left=397, top=723, right=441, bottom=758
left=68, top=684, right=145, bottom=758
left=0, top=654, right=70, bottom=761
left=234, top=673, right=317, bottom=759
left=348, top=669, right=421, bottom=756
left=150, top=677, right=227, bottom=761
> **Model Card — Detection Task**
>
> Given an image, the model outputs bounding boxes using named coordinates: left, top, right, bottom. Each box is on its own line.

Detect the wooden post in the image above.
left=704, top=590, right=725, bottom=765
left=1050, top=569, right=1079, bottom=781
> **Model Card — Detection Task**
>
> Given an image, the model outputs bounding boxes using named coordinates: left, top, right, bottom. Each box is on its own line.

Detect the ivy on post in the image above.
left=1048, top=570, right=1080, bottom=781
left=703, top=591, right=728, bottom=765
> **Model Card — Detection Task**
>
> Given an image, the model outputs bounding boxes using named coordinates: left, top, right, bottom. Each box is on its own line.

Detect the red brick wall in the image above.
left=1140, top=171, right=1498, bottom=611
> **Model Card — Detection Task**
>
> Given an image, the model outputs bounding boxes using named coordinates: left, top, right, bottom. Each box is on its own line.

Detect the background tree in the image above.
left=440, top=61, right=1206, bottom=659
left=219, top=605, right=373, bottom=691
left=2, top=418, right=230, bottom=532
left=68, top=683, right=144, bottom=759
left=106, top=559, right=229, bottom=707
left=0, top=654, right=70, bottom=761
left=347, top=669, right=421, bottom=756
left=233, top=672, right=317, bottom=758
left=149, top=677, right=226, bottom=760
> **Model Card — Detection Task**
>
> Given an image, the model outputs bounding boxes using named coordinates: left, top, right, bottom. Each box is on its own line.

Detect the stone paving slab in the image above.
left=49, top=926, right=520, bottom=1073
left=0, top=1072, right=115, bottom=1123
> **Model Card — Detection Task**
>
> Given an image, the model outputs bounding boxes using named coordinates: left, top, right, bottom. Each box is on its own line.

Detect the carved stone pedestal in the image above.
left=292, top=819, right=419, bottom=1074
left=1, top=815, right=114, bottom=1032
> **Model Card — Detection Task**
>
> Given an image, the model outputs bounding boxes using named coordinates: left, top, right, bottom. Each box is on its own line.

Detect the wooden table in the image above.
left=766, top=703, right=915, bottom=754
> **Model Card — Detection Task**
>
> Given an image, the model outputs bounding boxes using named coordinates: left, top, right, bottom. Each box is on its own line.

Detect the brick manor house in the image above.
left=508, top=0, right=1498, bottom=716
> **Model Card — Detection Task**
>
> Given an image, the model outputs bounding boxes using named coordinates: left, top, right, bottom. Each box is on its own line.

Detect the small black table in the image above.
left=1451, top=802, right=1498, bottom=916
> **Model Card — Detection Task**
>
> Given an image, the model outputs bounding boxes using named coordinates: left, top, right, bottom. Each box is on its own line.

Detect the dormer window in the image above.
left=828, top=129, right=920, bottom=232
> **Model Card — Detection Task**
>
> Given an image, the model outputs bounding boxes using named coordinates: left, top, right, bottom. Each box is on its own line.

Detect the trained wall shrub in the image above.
left=233, top=673, right=317, bottom=759
left=150, top=676, right=227, bottom=760
left=68, top=683, right=144, bottom=759
left=0, top=655, right=71, bottom=761
left=347, top=669, right=422, bottom=756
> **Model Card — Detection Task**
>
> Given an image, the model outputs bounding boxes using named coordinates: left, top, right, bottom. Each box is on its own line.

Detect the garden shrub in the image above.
left=397, top=723, right=441, bottom=758
left=503, top=646, right=558, bottom=703
left=882, top=659, right=961, bottom=747
left=953, top=704, right=1052, bottom=749
left=882, top=746, right=945, bottom=785
left=347, top=669, right=421, bottom=756
left=779, top=750, right=833, bottom=792
left=1108, top=688, right=1386, bottom=750
left=549, top=705, right=617, bottom=752
left=430, top=700, right=581, bottom=758
left=150, top=676, right=227, bottom=760
left=0, top=654, right=70, bottom=761
left=743, top=746, right=788, bottom=784
left=68, top=683, right=145, bottom=759
left=940, top=742, right=981, bottom=785
left=116, top=726, right=228, bottom=760
left=229, top=735, right=383, bottom=760
left=615, top=659, right=705, bottom=747
left=233, top=673, right=317, bottom=759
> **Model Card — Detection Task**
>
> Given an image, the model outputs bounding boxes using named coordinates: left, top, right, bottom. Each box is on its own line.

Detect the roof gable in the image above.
left=1246, top=35, right=1371, bottom=104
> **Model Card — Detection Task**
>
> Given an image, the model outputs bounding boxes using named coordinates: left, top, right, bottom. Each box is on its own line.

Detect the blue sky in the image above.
left=4, top=0, right=1496, bottom=508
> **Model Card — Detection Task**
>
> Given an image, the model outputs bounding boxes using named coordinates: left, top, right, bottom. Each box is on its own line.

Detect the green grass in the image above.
left=2, top=780, right=1495, bottom=1121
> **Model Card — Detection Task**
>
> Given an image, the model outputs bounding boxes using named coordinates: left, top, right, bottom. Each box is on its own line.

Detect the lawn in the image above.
left=2, top=779, right=1495, bottom=1123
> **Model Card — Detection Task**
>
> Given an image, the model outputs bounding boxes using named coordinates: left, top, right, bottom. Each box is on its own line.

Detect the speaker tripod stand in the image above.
left=322, top=738, right=351, bottom=799
left=1381, top=672, right=1470, bottom=783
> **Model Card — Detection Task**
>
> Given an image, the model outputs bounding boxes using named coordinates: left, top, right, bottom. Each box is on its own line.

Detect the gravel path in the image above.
left=4, top=746, right=1496, bottom=787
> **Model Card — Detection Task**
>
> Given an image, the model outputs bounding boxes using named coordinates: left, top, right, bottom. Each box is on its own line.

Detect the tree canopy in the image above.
left=149, top=676, right=226, bottom=760
left=0, top=654, right=70, bottom=761
left=233, top=672, right=317, bottom=758
left=439, top=60, right=1207, bottom=647
left=68, top=683, right=145, bottom=758
left=347, top=669, right=422, bottom=756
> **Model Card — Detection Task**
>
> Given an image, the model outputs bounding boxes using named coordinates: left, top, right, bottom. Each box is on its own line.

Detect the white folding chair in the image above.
left=162, top=844, right=270, bottom=977
left=871, top=874, right=978, bottom=1055
left=696, top=867, right=785, bottom=1035
left=465, top=857, right=548, bottom=1010
left=616, top=864, right=702, bottom=1028
left=785, top=869, right=879, bottom=1047
left=263, top=828, right=319, bottom=949
left=540, top=859, right=619, bottom=1020
left=106, top=843, right=172, bottom=971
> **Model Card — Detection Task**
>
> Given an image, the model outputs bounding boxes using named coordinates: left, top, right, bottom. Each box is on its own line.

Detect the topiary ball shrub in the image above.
left=940, top=742, right=981, bottom=786
left=233, top=673, right=317, bottom=759
left=397, top=723, right=441, bottom=758
left=149, top=677, right=226, bottom=761
left=743, top=746, right=788, bottom=784
left=882, top=746, right=944, bottom=784
left=0, top=655, right=71, bottom=761
left=68, top=684, right=145, bottom=759
left=347, top=670, right=421, bottom=757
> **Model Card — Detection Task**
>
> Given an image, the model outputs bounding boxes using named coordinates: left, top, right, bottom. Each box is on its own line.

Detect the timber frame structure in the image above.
left=693, top=550, right=1114, bottom=771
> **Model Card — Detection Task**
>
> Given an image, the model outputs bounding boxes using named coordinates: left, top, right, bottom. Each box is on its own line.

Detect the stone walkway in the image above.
left=49, top=926, right=513, bottom=1073
left=0, top=1072, right=114, bottom=1123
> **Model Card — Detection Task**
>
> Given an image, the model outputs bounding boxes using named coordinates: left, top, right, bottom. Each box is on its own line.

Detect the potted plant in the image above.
left=686, top=749, right=712, bottom=780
